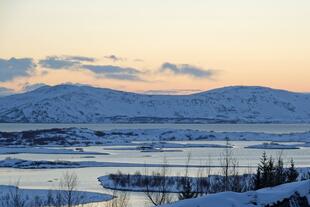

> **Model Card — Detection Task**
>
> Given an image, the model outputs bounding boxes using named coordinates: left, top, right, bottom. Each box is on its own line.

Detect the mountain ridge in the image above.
left=0, top=84, right=309, bottom=123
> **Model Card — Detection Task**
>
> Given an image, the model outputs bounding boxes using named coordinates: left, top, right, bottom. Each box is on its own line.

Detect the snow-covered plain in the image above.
left=0, top=84, right=310, bottom=123
left=159, top=180, right=310, bottom=207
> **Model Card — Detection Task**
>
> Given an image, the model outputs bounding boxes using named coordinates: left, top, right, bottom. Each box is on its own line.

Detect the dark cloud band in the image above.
left=160, top=62, right=216, bottom=79
left=104, top=55, right=124, bottom=62
left=39, top=55, right=95, bottom=69
left=0, top=57, right=35, bottom=81
left=82, top=65, right=143, bottom=81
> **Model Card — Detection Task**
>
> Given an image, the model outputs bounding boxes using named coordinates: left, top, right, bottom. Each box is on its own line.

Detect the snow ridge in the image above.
left=0, top=84, right=309, bottom=123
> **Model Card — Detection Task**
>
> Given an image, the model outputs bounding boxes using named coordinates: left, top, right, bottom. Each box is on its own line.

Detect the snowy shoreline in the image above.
left=0, top=158, right=259, bottom=169
left=1, top=127, right=310, bottom=148
left=0, top=146, right=109, bottom=155
left=0, top=185, right=112, bottom=207
left=245, top=142, right=300, bottom=149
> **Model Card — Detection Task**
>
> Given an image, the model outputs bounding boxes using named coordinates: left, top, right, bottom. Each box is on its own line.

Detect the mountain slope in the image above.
left=0, top=84, right=309, bottom=123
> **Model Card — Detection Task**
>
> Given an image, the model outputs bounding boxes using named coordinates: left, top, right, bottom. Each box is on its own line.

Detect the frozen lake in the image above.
left=0, top=123, right=310, bottom=206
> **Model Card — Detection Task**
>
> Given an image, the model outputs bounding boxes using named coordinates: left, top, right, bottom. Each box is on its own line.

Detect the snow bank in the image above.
left=159, top=180, right=310, bottom=207
left=0, top=185, right=112, bottom=207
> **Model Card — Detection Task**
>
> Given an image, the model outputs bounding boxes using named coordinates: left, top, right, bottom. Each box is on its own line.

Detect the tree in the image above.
left=254, top=152, right=298, bottom=190
left=196, top=165, right=209, bottom=196
left=274, top=154, right=285, bottom=186
left=266, top=156, right=275, bottom=187
left=144, top=158, right=172, bottom=206
left=220, top=137, right=233, bottom=191
left=106, top=190, right=130, bottom=207
left=0, top=181, right=26, bottom=207
left=178, top=153, right=199, bottom=200
left=259, top=152, right=269, bottom=188
left=255, top=152, right=275, bottom=189
left=287, top=158, right=299, bottom=183
left=58, top=172, right=80, bottom=207
left=254, top=167, right=262, bottom=190
left=230, top=159, right=241, bottom=192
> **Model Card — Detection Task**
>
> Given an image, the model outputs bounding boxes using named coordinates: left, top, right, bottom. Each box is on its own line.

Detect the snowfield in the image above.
left=0, top=84, right=310, bottom=123
left=159, top=180, right=310, bottom=207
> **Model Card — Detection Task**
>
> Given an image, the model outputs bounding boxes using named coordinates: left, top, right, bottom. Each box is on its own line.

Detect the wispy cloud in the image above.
left=82, top=64, right=143, bottom=81
left=0, top=57, right=35, bottom=81
left=133, top=58, right=144, bottom=62
left=104, top=73, right=142, bottom=81
left=39, top=56, right=80, bottom=69
left=160, top=62, right=216, bottom=79
left=38, top=55, right=145, bottom=81
left=39, top=55, right=95, bottom=69
left=64, top=56, right=95, bottom=62
left=104, top=55, right=124, bottom=62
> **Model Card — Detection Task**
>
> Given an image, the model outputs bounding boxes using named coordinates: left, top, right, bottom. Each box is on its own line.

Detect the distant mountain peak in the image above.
left=0, top=84, right=309, bottom=123
left=203, top=85, right=293, bottom=94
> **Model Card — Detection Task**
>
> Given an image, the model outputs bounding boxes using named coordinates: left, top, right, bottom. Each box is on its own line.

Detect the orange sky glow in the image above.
left=0, top=0, right=309, bottom=94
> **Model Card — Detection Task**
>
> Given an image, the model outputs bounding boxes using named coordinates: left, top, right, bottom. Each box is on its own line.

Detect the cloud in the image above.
left=38, top=55, right=144, bottom=81
left=64, top=56, right=95, bottom=62
left=82, top=64, right=143, bottom=81
left=160, top=62, right=216, bottom=79
left=104, top=73, right=142, bottom=81
left=39, top=56, right=80, bottom=69
left=0, top=87, right=14, bottom=96
left=39, top=55, right=95, bottom=69
left=0, top=57, right=35, bottom=81
left=104, top=55, right=124, bottom=62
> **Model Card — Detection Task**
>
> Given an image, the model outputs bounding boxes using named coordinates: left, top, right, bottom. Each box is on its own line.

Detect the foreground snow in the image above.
left=0, top=185, right=112, bottom=207
left=159, top=180, right=310, bottom=207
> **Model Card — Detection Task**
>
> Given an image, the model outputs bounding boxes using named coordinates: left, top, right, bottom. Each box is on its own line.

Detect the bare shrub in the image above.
left=177, top=153, right=199, bottom=200
left=0, top=181, right=26, bottom=207
left=144, top=158, right=172, bottom=206
left=57, top=171, right=82, bottom=207
left=105, top=190, right=130, bottom=207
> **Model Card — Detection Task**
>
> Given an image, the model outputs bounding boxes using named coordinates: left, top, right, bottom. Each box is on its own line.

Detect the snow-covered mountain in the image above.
left=0, top=84, right=309, bottom=123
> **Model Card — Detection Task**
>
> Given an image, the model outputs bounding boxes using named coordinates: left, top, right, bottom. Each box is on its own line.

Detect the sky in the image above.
left=0, top=0, right=309, bottom=95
